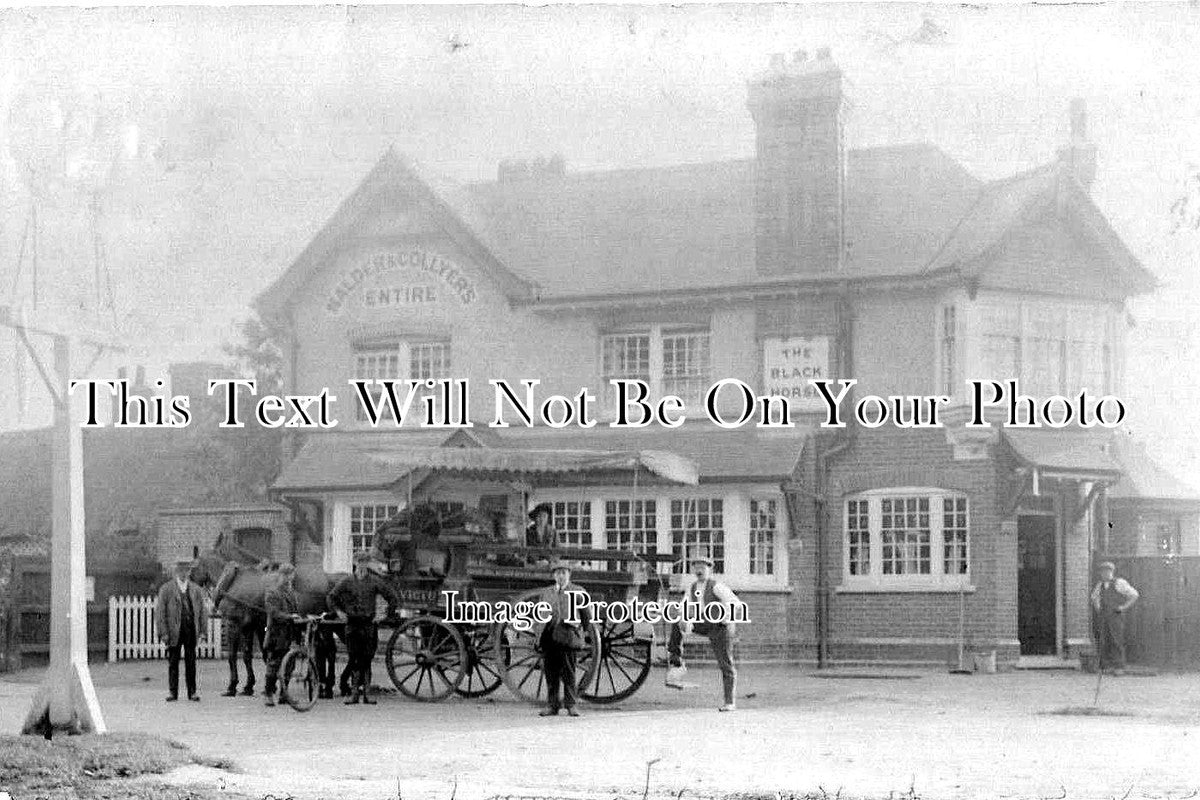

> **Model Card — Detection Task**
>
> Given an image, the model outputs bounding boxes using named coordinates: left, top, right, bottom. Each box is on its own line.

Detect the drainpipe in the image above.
left=812, top=289, right=856, bottom=669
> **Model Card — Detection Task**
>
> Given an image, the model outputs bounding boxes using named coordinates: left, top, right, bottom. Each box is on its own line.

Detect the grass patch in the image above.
left=0, top=732, right=246, bottom=800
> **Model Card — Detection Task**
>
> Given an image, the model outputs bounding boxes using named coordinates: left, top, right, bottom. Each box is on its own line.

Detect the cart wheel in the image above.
left=454, top=623, right=504, bottom=698
left=579, top=618, right=652, bottom=704
left=386, top=616, right=467, bottom=702
left=280, top=650, right=319, bottom=712
left=497, top=590, right=600, bottom=704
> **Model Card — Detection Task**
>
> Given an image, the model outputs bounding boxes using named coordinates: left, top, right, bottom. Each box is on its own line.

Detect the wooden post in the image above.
left=21, top=334, right=106, bottom=735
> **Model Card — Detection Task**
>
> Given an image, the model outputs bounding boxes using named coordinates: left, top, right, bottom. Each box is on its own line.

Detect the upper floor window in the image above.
left=940, top=305, right=957, bottom=397
left=352, top=340, right=451, bottom=421
left=601, top=325, right=711, bottom=409
left=842, top=490, right=969, bottom=590
left=970, top=299, right=1111, bottom=398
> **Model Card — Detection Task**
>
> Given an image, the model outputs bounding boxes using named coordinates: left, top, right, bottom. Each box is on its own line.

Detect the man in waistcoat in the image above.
left=154, top=560, right=209, bottom=702
left=1091, top=561, right=1139, bottom=675
left=667, top=555, right=744, bottom=712
left=538, top=559, right=591, bottom=717
left=263, top=564, right=302, bottom=707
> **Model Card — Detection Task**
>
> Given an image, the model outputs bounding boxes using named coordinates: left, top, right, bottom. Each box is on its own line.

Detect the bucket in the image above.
left=972, top=651, right=997, bottom=674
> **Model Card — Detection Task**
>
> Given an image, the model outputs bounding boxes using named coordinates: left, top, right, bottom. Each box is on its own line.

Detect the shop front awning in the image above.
left=271, top=433, right=700, bottom=493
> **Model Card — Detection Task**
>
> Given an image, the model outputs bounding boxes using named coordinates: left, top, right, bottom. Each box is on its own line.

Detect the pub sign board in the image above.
left=762, top=335, right=831, bottom=410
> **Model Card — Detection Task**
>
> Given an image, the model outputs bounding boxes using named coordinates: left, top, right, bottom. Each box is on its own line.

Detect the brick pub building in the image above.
left=245, top=49, right=1192, bottom=667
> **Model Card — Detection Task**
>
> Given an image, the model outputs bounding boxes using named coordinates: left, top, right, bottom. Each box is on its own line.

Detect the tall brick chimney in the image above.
left=1058, top=98, right=1097, bottom=193
left=747, top=47, right=845, bottom=275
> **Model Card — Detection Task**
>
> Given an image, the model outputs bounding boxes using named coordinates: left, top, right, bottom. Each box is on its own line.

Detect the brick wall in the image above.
left=157, top=507, right=289, bottom=567
left=819, top=426, right=1018, bottom=665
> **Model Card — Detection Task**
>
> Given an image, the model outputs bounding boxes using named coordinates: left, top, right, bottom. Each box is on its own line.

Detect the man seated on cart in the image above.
left=524, top=502, right=559, bottom=567
left=329, top=551, right=400, bottom=705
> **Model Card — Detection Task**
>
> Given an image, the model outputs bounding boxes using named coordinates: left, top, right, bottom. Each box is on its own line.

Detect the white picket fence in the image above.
left=108, top=595, right=224, bottom=661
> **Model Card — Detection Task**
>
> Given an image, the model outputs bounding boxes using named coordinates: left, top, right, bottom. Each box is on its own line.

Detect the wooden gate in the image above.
left=1097, top=555, right=1200, bottom=668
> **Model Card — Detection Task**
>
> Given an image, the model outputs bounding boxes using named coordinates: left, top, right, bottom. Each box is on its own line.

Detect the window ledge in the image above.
left=835, top=583, right=976, bottom=595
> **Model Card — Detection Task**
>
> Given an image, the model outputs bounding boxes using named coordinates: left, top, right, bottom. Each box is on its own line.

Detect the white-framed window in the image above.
left=605, top=499, right=659, bottom=572
left=969, top=298, right=1113, bottom=397
left=349, top=503, right=400, bottom=557
left=939, top=305, right=957, bottom=397
left=531, top=489, right=787, bottom=588
left=842, top=489, right=970, bottom=590
left=552, top=500, right=592, bottom=549
left=671, top=498, right=724, bottom=574
left=749, top=499, right=777, bottom=575
left=601, top=325, right=711, bottom=409
left=351, top=340, right=451, bottom=422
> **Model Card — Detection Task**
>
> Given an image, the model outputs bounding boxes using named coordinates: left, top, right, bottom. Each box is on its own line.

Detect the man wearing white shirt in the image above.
left=667, top=555, right=742, bottom=711
left=1091, top=561, right=1139, bottom=675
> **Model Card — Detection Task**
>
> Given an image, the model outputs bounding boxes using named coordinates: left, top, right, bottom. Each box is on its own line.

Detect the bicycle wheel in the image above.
left=281, top=650, right=319, bottom=712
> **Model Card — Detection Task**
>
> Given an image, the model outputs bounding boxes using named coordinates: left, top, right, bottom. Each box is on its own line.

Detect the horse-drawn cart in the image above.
left=353, top=445, right=698, bottom=705
left=372, top=508, right=678, bottom=705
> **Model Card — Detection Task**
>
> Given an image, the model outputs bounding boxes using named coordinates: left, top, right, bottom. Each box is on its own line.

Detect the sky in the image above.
left=1, top=3, right=1199, bottom=484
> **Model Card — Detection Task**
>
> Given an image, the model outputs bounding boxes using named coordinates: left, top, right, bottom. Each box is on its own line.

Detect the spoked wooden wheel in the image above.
left=498, top=590, right=600, bottom=704
left=579, top=618, right=652, bottom=704
left=386, top=616, right=467, bottom=702
left=454, top=623, right=504, bottom=698
left=280, top=650, right=319, bottom=712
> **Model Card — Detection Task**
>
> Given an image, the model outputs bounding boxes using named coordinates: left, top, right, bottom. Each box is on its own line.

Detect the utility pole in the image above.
left=4, top=309, right=117, bottom=736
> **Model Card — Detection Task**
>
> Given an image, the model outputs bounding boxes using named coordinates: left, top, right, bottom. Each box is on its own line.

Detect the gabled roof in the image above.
left=257, top=140, right=1155, bottom=311
left=255, top=149, right=538, bottom=318
left=924, top=163, right=1156, bottom=295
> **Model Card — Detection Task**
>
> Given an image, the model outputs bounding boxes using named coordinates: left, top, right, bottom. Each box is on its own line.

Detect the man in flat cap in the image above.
left=538, top=559, right=591, bottom=717
left=329, top=551, right=398, bottom=705
left=1091, top=561, right=1139, bottom=675
left=154, top=560, right=208, bottom=702
left=667, top=554, right=744, bottom=711
left=262, top=563, right=302, bottom=707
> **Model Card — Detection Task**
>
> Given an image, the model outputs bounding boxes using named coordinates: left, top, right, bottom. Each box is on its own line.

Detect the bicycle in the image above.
left=279, top=614, right=328, bottom=712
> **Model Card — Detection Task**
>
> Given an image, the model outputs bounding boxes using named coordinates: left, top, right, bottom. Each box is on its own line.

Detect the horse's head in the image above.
left=190, top=548, right=228, bottom=589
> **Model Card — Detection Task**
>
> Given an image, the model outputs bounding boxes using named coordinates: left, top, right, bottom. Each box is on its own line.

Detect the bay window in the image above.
left=967, top=297, right=1113, bottom=397
left=842, top=490, right=970, bottom=589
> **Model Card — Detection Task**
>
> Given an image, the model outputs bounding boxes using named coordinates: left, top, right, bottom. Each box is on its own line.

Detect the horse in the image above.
left=192, top=531, right=353, bottom=698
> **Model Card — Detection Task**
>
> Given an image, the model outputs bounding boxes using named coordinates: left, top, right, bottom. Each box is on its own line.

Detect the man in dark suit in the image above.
left=329, top=551, right=398, bottom=705
left=154, top=560, right=209, bottom=702
left=538, top=559, right=591, bottom=718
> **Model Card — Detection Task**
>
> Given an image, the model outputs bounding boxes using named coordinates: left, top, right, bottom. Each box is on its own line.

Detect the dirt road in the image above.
left=3, top=662, right=1198, bottom=799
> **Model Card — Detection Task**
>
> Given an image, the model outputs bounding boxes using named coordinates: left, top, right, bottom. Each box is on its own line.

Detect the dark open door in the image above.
left=1018, top=515, right=1057, bottom=655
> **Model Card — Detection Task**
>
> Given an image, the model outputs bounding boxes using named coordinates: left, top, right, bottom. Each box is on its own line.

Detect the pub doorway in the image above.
left=1017, top=514, right=1058, bottom=655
